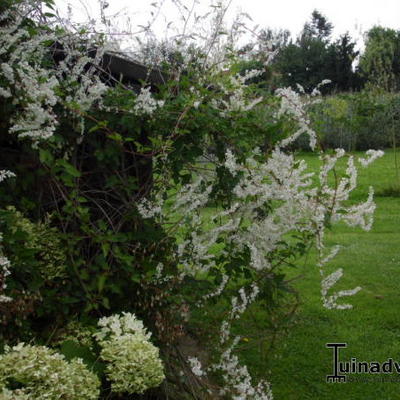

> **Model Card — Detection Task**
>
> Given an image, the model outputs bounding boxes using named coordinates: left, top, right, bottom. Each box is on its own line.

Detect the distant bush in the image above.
left=300, top=90, right=400, bottom=151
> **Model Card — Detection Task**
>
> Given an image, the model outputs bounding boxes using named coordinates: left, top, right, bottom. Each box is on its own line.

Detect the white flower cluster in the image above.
left=275, top=86, right=317, bottom=150
left=358, top=149, right=385, bottom=167
left=0, top=3, right=108, bottom=144
left=275, top=80, right=331, bottom=150
left=225, top=149, right=239, bottom=176
left=0, top=170, right=15, bottom=183
left=310, top=79, right=332, bottom=96
left=133, top=87, right=165, bottom=116
left=198, top=273, right=229, bottom=306
left=162, top=141, right=378, bottom=312
left=215, top=337, right=273, bottom=400
left=221, top=284, right=260, bottom=344
left=320, top=267, right=362, bottom=310
left=174, top=176, right=213, bottom=214
left=137, top=196, right=164, bottom=219
left=169, top=149, right=312, bottom=276
left=0, top=14, right=58, bottom=142
left=61, top=49, right=108, bottom=112
left=95, top=311, right=151, bottom=342
left=94, top=313, right=164, bottom=395
left=211, top=69, right=263, bottom=116
left=317, top=246, right=362, bottom=310
left=342, top=187, right=376, bottom=231
left=188, top=356, right=205, bottom=377
left=0, top=343, right=100, bottom=399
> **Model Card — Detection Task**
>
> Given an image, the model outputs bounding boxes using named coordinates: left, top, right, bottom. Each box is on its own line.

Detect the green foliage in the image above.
left=326, top=33, right=360, bottom=92
left=0, top=206, right=68, bottom=342
left=270, top=10, right=359, bottom=93
left=303, top=9, right=333, bottom=41
left=276, top=38, right=329, bottom=92
left=0, top=207, right=66, bottom=281
left=306, top=90, right=400, bottom=151
left=359, top=26, right=400, bottom=91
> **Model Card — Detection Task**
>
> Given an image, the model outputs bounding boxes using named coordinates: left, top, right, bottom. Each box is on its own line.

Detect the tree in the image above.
left=274, top=10, right=334, bottom=92
left=326, top=33, right=359, bottom=91
left=359, top=26, right=400, bottom=91
left=258, top=28, right=291, bottom=52
left=274, top=39, right=327, bottom=91
left=273, top=11, right=361, bottom=93
left=302, top=9, right=333, bottom=42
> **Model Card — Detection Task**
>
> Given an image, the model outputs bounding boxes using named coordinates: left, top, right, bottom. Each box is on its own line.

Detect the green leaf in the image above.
left=60, top=340, right=105, bottom=376
left=108, top=132, right=123, bottom=142
left=57, top=159, right=81, bottom=178
left=102, top=297, right=110, bottom=309
left=97, top=274, right=107, bottom=293
left=39, top=149, right=54, bottom=165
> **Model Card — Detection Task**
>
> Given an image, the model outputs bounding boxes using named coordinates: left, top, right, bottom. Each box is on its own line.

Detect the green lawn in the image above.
left=261, top=149, right=400, bottom=399
left=187, top=149, right=400, bottom=399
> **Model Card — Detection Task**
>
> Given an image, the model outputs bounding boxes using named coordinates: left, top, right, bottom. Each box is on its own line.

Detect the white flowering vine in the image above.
left=133, top=87, right=165, bottom=116
left=0, top=3, right=108, bottom=144
left=139, top=83, right=382, bottom=398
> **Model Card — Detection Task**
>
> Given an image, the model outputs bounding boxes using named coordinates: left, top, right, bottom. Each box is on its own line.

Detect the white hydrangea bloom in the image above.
left=0, top=344, right=100, bottom=399
left=95, top=312, right=151, bottom=342
left=94, top=313, right=164, bottom=394
left=99, top=333, right=164, bottom=394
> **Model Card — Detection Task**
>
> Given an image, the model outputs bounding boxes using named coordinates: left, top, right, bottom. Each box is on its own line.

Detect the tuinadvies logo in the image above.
left=326, top=343, right=400, bottom=383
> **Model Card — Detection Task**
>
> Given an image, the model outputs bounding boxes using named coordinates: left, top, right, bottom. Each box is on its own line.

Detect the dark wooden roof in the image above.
left=99, top=52, right=168, bottom=91
left=53, top=43, right=168, bottom=93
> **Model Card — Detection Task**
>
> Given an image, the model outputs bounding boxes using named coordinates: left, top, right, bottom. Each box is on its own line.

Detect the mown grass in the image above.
left=186, top=149, right=400, bottom=399
left=242, top=149, right=400, bottom=399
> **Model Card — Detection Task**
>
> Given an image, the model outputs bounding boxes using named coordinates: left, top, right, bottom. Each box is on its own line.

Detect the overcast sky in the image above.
left=231, top=0, right=400, bottom=39
left=55, top=0, right=400, bottom=49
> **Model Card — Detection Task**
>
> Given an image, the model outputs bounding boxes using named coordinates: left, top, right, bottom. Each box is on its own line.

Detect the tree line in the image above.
left=241, top=10, right=400, bottom=93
